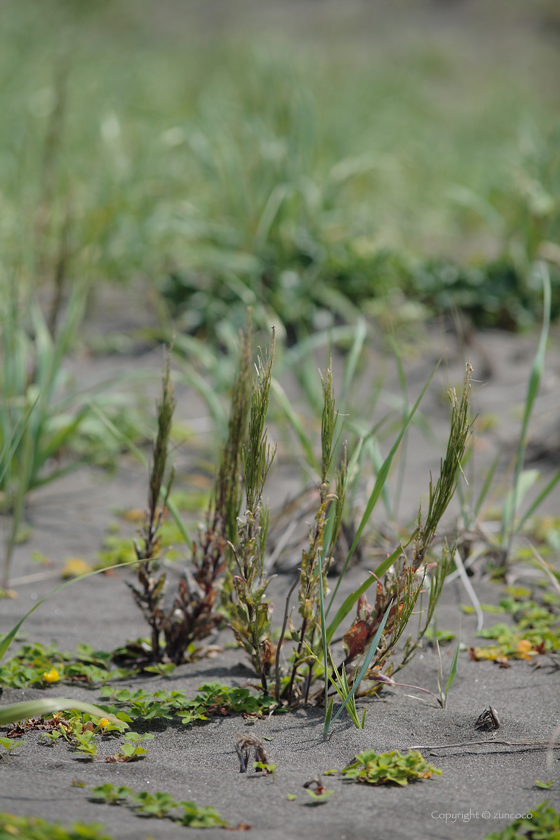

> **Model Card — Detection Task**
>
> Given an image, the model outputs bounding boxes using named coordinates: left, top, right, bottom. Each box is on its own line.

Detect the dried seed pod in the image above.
left=475, top=706, right=500, bottom=731
left=235, top=735, right=269, bottom=773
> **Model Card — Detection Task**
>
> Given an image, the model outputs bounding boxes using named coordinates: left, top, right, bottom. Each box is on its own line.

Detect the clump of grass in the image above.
left=0, top=274, right=92, bottom=586
left=455, top=265, right=560, bottom=578
left=123, top=321, right=472, bottom=732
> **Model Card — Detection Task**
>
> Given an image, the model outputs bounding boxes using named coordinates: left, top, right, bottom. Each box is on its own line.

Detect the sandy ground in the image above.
left=2, top=307, right=560, bottom=839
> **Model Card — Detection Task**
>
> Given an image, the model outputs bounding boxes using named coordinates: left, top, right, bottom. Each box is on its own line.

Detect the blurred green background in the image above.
left=2, top=0, right=560, bottom=337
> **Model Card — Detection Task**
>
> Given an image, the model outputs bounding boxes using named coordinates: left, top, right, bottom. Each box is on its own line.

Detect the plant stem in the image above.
left=274, top=571, right=300, bottom=703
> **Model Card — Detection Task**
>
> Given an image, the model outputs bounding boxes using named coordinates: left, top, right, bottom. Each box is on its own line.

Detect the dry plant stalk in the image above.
left=413, top=362, right=473, bottom=568
left=229, top=333, right=277, bottom=694
left=161, top=318, right=253, bottom=664
left=128, top=319, right=256, bottom=666
left=284, top=366, right=346, bottom=705
left=127, top=350, right=175, bottom=662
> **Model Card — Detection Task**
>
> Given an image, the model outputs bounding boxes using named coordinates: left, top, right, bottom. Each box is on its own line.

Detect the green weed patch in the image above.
left=339, top=749, right=441, bottom=786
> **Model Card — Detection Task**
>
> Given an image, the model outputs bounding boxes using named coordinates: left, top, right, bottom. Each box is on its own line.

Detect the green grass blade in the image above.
left=0, top=699, right=123, bottom=727
left=254, top=183, right=292, bottom=249
left=327, top=601, right=392, bottom=733
left=271, top=377, right=319, bottom=473
left=390, top=332, right=410, bottom=520
left=366, top=436, right=392, bottom=519
left=516, top=466, right=560, bottom=535
left=341, top=318, right=367, bottom=406
left=326, top=361, right=439, bottom=614
left=29, top=461, right=84, bottom=491
left=175, top=362, right=228, bottom=438
left=87, top=399, right=148, bottom=468
left=39, top=405, right=91, bottom=461
left=166, top=496, right=193, bottom=550
left=502, top=468, right=540, bottom=534
left=87, top=399, right=192, bottom=550
left=283, top=326, right=357, bottom=368
left=323, top=697, right=334, bottom=738
left=173, top=333, right=220, bottom=371
left=503, top=263, right=550, bottom=544
left=445, top=640, right=461, bottom=697
left=474, top=448, right=502, bottom=516
left=0, top=393, right=40, bottom=487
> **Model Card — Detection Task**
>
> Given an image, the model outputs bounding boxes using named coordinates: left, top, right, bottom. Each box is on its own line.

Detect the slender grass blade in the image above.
left=327, top=362, right=439, bottom=613
left=0, top=699, right=123, bottom=727
left=326, top=544, right=401, bottom=643
left=326, top=601, right=392, bottom=734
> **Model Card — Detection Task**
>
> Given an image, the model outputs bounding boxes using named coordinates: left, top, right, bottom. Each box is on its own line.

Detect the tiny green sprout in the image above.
left=74, top=730, right=98, bottom=760
left=253, top=761, right=276, bottom=778
left=71, top=780, right=87, bottom=788
left=178, top=801, right=229, bottom=828
left=124, top=731, right=154, bottom=752
left=287, top=794, right=297, bottom=801
left=90, top=783, right=133, bottom=804
left=0, top=736, right=27, bottom=756
left=40, top=729, right=61, bottom=744
left=534, top=780, right=553, bottom=789
left=130, top=790, right=177, bottom=817
left=305, top=789, right=334, bottom=804
left=108, top=731, right=154, bottom=762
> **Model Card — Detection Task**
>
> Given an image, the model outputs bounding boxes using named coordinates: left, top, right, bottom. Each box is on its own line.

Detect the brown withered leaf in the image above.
left=206, top=706, right=229, bottom=716
left=342, top=620, right=370, bottom=661
left=8, top=714, right=71, bottom=738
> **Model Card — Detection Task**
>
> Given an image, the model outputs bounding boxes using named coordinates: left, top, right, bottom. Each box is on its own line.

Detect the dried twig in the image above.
left=410, top=738, right=559, bottom=752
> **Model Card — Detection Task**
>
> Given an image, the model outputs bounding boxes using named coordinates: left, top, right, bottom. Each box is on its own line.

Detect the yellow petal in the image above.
left=43, top=668, right=60, bottom=683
